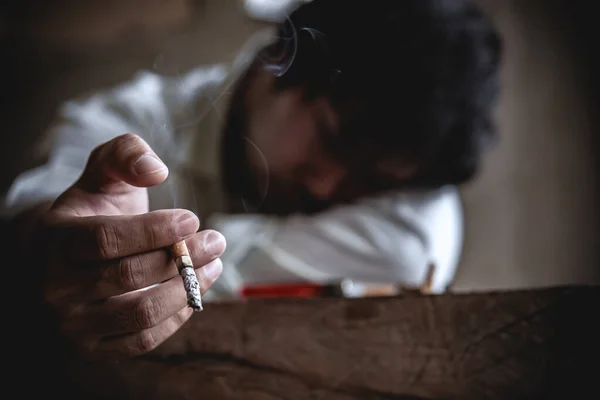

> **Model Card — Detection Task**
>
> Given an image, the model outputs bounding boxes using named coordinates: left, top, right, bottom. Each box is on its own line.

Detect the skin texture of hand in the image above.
left=31, top=133, right=226, bottom=361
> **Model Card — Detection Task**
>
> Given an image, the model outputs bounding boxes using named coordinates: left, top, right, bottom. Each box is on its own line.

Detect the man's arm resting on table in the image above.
left=210, top=201, right=447, bottom=296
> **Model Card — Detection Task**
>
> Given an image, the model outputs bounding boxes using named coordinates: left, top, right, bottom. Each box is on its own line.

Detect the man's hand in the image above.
left=33, top=133, right=226, bottom=360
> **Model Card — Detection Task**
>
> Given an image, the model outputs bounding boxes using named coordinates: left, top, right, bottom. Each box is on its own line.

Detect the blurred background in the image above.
left=0, top=0, right=598, bottom=292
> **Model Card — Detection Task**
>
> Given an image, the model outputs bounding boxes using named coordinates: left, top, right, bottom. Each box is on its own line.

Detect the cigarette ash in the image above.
left=180, top=266, right=203, bottom=311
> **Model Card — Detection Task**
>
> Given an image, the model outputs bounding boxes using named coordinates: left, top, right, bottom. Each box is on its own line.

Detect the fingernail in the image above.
left=203, top=258, right=223, bottom=281
left=133, top=154, right=167, bottom=175
left=176, top=211, right=199, bottom=236
left=204, top=231, right=226, bottom=257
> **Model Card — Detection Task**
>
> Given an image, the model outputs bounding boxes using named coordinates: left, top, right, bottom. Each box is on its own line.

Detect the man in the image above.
left=2, top=0, right=501, bottom=360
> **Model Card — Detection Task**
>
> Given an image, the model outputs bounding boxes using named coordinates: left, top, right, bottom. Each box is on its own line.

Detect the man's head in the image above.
left=221, top=0, right=502, bottom=215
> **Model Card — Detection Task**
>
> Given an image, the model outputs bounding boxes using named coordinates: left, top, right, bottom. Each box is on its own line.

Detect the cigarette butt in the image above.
left=419, top=262, right=436, bottom=295
left=171, top=240, right=203, bottom=311
left=339, top=280, right=401, bottom=298
left=398, top=262, right=436, bottom=296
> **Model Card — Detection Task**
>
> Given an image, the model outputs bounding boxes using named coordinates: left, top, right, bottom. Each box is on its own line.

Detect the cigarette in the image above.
left=171, top=240, right=203, bottom=311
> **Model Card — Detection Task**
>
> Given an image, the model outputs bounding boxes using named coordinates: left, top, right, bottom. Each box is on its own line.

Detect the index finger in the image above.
left=56, top=209, right=200, bottom=261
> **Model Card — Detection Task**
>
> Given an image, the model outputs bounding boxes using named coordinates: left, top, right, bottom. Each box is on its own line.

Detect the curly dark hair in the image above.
left=260, top=0, right=502, bottom=188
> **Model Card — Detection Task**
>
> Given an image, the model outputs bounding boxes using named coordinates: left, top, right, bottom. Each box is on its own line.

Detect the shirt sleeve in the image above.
left=1, top=66, right=227, bottom=218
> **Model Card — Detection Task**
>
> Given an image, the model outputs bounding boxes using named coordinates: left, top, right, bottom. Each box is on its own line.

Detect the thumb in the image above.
left=76, top=133, right=169, bottom=194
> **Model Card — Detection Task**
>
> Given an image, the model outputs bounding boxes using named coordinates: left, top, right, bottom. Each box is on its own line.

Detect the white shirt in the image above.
left=1, top=30, right=464, bottom=301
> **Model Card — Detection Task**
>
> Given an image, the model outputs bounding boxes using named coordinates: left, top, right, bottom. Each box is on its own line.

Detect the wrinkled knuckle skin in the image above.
left=175, top=308, right=192, bottom=325
left=146, top=222, right=161, bottom=251
left=118, top=255, right=145, bottom=291
left=94, top=223, right=118, bottom=259
left=110, top=308, right=131, bottom=333
left=133, top=330, right=158, bottom=356
left=114, top=133, right=143, bottom=153
left=133, top=297, right=161, bottom=330
left=117, top=132, right=141, bottom=143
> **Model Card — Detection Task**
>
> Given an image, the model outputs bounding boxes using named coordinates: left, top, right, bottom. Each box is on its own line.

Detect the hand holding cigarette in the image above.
left=27, top=134, right=225, bottom=361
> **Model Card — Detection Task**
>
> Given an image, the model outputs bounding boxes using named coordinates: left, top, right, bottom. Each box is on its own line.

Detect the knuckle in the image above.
left=94, top=222, right=119, bottom=259
left=133, top=296, right=161, bottom=329
left=118, top=132, right=141, bottom=143
left=174, top=308, right=193, bottom=325
left=114, top=133, right=144, bottom=153
left=145, top=221, right=160, bottom=250
left=118, top=255, right=146, bottom=290
left=88, top=134, right=142, bottom=167
left=134, top=330, right=159, bottom=355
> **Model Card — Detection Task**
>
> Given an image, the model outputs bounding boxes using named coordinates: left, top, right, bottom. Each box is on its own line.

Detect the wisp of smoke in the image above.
left=151, top=13, right=334, bottom=216
left=146, top=27, right=281, bottom=218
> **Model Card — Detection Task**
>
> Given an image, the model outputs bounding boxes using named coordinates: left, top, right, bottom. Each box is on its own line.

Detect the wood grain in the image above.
left=62, top=286, right=599, bottom=399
